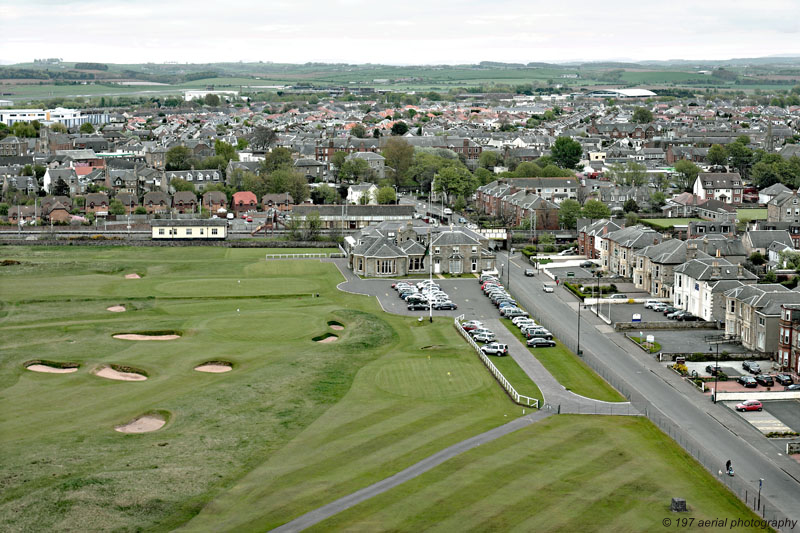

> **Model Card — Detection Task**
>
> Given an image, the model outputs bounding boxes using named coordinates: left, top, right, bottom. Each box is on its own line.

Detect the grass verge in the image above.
left=501, top=321, right=625, bottom=402
left=483, top=352, right=543, bottom=405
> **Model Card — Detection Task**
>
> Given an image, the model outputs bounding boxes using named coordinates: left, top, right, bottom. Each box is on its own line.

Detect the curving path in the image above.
left=270, top=410, right=551, bottom=533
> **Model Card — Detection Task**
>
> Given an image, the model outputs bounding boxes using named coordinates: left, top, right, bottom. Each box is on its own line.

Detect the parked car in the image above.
left=481, top=343, right=509, bottom=356
left=433, top=301, right=458, bottom=310
left=407, top=302, right=430, bottom=311
left=651, top=302, right=668, bottom=312
left=502, top=307, right=529, bottom=318
left=609, top=294, right=629, bottom=300
left=526, top=330, right=553, bottom=340
left=742, top=361, right=761, bottom=374
left=527, top=337, right=556, bottom=348
left=469, top=328, right=493, bottom=338
left=705, top=364, right=722, bottom=376
left=667, top=310, right=686, bottom=320
left=643, top=300, right=660, bottom=309
left=542, top=285, right=554, bottom=293
left=558, top=248, right=577, bottom=256
left=678, top=314, right=703, bottom=322
left=461, top=321, right=483, bottom=331
left=785, top=384, right=800, bottom=391
left=755, top=374, right=774, bottom=387
left=579, top=261, right=596, bottom=268
left=663, top=306, right=679, bottom=316
left=735, top=400, right=763, bottom=412
left=473, top=332, right=495, bottom=343
left=775, top=374, right=794, bottom=386
left=512, top=316, right=535, bottom=326
left=736, top=375, right=758, bottom=388
left=524, top=268, right=535, bottom=277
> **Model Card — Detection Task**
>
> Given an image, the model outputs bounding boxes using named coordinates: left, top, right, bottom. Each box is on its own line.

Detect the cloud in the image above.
left=4, top=0, right=800, bottom=64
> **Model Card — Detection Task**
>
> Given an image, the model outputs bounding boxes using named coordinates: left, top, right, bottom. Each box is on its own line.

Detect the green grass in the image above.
left=737, top=208, right=768, bottom=222
left=309, top=415, right=767, bottom=532
left=484, top=352, right=543, bottom=404
left=643, top=218, right=702, bottom=228
left=502, top=322, right=625, bottom=402
left=629, top=336, right=662, bottom=354
left=0, top=246, right=518, bottom=532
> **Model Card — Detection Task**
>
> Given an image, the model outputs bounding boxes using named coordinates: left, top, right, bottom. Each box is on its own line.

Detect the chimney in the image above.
left=737, top=263, right=744, bottom=278
left=702, top=236, right=708, bottom=255
left=686, top=242, right=698, bottom=260
left=711, top=260, right=721, bottom=279
left=716, top=248, right=721, bottom=258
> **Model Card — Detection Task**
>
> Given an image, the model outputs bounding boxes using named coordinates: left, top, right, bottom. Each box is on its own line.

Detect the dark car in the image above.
left=742, top=361, right=761, bottom=374
left=407, top=302, right=430, bottom=311
left=755, top=374, right=774, bottom=387
left=705, top=364, right=722, bottom=376
left=678, top=313, right=703, bottom=322
left=433, top=301, right=457, bottom=310
left=527, top=337, right=556, bottom=348
left=736, top=375, right=758, bottom=388
left=775, top=374, right=794, bottom=386
left=579, top=261, right=596, bottom=268
left=667, top=310, right=686, bottom=320
left=524, top=268, right=535, bottom=277
left=663, top=306, right=679, bottom=316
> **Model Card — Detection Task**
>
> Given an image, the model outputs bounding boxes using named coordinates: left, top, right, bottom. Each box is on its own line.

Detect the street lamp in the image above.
left=713, top=341, right=720, bottom=404
left=758, top=478, right=764, bottom=510
left=577, top=299, right=582, bottom=355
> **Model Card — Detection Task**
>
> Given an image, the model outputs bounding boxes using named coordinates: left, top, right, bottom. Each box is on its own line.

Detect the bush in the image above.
left=672, top=363, right=688, bottom=376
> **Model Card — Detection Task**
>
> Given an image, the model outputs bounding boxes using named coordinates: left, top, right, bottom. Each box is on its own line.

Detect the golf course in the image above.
left=0, top=246, right=765, bottom=531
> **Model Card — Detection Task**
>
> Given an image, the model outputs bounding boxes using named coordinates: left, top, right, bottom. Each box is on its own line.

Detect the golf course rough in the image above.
left=0, top=246, right=764, bottom=532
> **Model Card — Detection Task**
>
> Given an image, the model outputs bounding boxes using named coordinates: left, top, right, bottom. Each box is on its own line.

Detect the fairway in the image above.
left=309, top=416, right=766, bottom=532
left=0, top=246, right=517, bottom=532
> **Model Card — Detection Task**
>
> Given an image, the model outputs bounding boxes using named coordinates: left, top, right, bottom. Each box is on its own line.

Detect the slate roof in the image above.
left=674, top=257, right=757, bottom=281
left=431, top=230, right=480, bottom=247
left=745, top=230, right=793, bottom=250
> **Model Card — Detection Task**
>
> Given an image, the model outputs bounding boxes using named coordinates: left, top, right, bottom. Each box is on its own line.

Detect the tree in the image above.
left=376, top=186, right=397, bottom=204
left=312, top=183, right=339, bottom=204
left=373, top=128, right=381, bottom=138
left=53, top=178, right=70, bottom=197
left=22, top=164, right=33, bottom=176
left=606, top=161, right=647, bottom=186
left=707, top=144, right=728, bottom=167
left=391, top=121, right=409, bottom=136
left=339, top=158, right=372, bottom=182
left=435, top=166, right=478, bottom=203
left=351, top=124, right=367, bottom=138
left=479, top=150, right=500, bottom=169
left=49, top=123, right=67, bottom=133
left=475, top=167, right=494, bottom=186
left=727, top=140, right=753, bottom=178
left=171, top=178, right=196, bottom=193
left=649, top=191, right=667, bottom=210
left=203, top=93, right=221, bottom=106
left=214, top=140, right=238, bottom=163
left=551, top=136, right=583, bottom=169
left=134, top=206, right=147, bottom=215
left=558, top=199, right=581, bottom=229
left=331, top=151, right=347, bottom=173
left=249, top=126, right=277, bottom=150
left=382, top=138, right=414, bottom=185
left=241, top=171, right=268, bottom=198
left=749, top=252, right=766, bottom=266
left=305, top=210, right=321, bottom=240
left=109, top=199, right=126, bottom=215
left=33, top=165, right=46, bottom=180
left=261, top=147, right=293, bottom=173
left=79, top=122, right=95, bottom=134
left=674, top=160, right=700, bottom=192
left=582, top=199, right=611, bottom=220
left=514, top=161, right=541, bottom=177
left=631, top=107, right=653, bottom=124
left=236, top=137, right=249, bottom=150
left=166, top=145, right=194, bottom=171
left=625, top=212, right=640, bottom=226
left=623, top=198, right=640, bottom=213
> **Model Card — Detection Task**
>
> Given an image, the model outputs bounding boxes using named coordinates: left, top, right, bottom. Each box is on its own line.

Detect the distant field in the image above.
left=310, top=415, right=767, bottom=532
left=737, top=208, right=768, bottom=222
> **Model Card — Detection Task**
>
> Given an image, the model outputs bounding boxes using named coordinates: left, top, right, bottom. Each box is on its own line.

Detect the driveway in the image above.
left=636, top=329, right=748, bottom=355
left=763, top=400, right=800, bottom=433
left=726, top=403, right=793, bottom=434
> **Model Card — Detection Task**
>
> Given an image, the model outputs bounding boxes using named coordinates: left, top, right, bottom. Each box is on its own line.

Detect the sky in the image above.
left=3, top=0, right=800, bottom=65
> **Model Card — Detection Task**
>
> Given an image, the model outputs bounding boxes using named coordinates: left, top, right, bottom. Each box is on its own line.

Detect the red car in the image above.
left=735, top=400, right=763, bottom=412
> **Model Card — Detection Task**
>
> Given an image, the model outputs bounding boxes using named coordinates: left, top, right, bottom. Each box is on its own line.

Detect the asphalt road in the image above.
left=498, top=250, right=800, bottom=526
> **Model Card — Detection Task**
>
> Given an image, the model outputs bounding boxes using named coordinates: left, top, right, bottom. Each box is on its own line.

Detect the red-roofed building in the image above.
left=232, top=191, right=258, bottom=215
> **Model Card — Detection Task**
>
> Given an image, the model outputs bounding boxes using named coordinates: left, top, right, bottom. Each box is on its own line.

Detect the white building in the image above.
left=0, top=107, right=108, bottom=128
left=673, top=258, right=757, bottom=321
left=151, top=219, right=228, bottom=240
left=346, top=183, right=378, bottom=205
left=183, top=90, right=239, bottom=102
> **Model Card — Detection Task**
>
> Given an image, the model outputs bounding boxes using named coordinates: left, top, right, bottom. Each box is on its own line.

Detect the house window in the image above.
left=434, top=247, right=440, bottom=255
left=471, top=259, right=477, bottom=272
left=758, top=317, right=765, bottom=327
left=211, top=228, right=218, bottom=235
left=158, top=228, right=165, bottom=235
left=471, top=246, right=477, bottom=254
left=677, top=275, right=682, bottom=288
left=377, top=259, right=395, bottom=274
left=200, top=229, right=204, bottom=235
left=186, top=228, right=192, bottom=236
left=729, top=300, right=735, bottom=313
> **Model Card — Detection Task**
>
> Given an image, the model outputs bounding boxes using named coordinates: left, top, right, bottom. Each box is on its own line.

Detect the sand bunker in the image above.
left=107, top=305, right=126, bottom=312
left=313, top=332, right=338, bottom=343
left=26, top=363, right=78, bottom=374
left=124, top=273, right=141, bottom=279
left=194, top=362, right=233, bottom=373
left=115, top=414, right=166, bottom=433
left=318, top=336, right=338, bottom=343
left=113, top=333, right=180, bottom=341
left=327, top=320, right=345, bottom=331
left=94, top=365, right=147, bottom=381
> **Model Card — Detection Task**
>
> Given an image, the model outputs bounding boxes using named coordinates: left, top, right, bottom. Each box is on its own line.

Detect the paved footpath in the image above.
left=270, top=410, right=551, bottom=533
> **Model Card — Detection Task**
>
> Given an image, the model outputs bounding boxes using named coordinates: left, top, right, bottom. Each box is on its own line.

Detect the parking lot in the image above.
left=639, top=329, right=748, bottom=355
left=763, top=400, right=800, bottom=432
left=727, top=403, right=794, bottom=434
left=603, top=302, right=672, bottom=324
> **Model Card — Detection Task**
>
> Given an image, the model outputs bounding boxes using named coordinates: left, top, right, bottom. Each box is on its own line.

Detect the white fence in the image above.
left=265, top=252, right=346, bottom=260
left=454, top=314, right=539, bottom=409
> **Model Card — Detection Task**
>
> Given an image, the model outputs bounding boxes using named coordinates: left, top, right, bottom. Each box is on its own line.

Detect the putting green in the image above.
left=374, top=359, right=488, bottom=400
